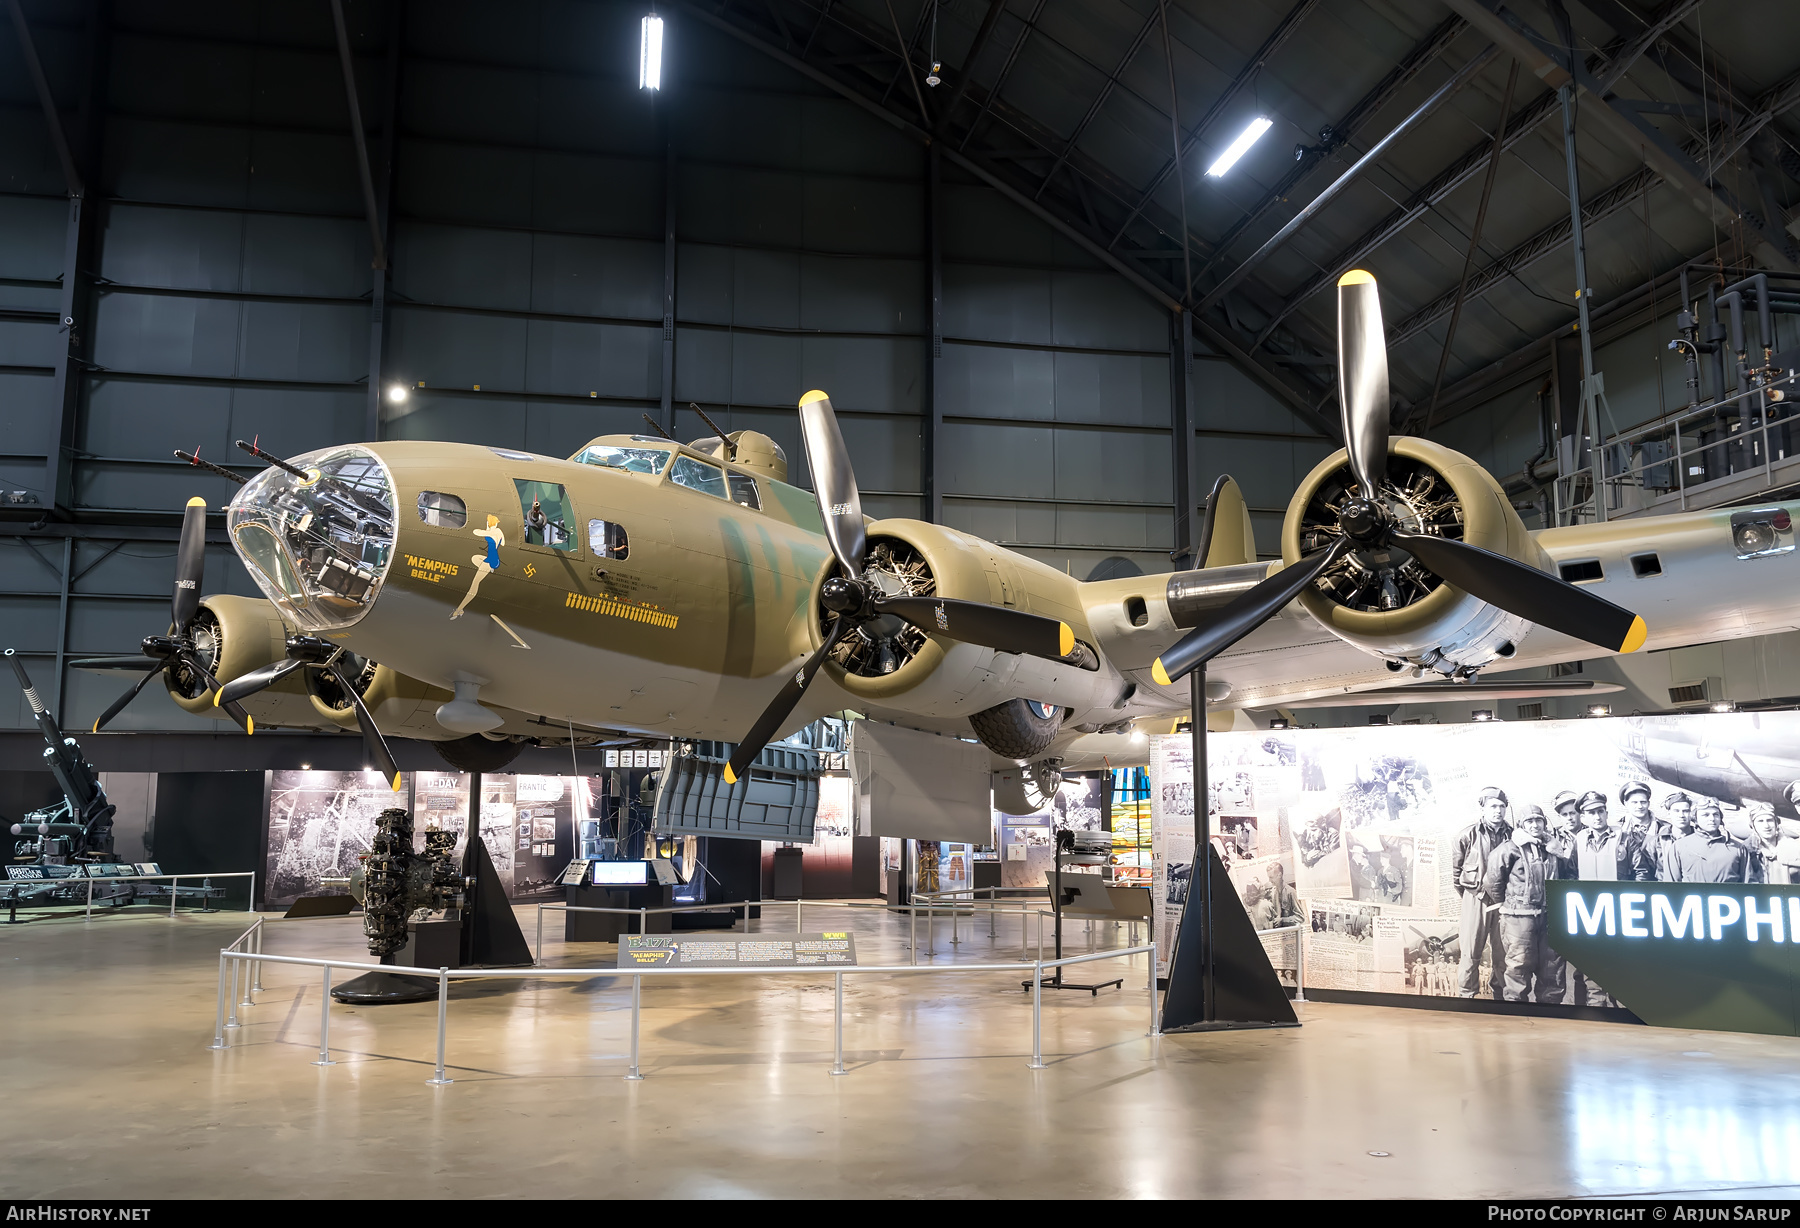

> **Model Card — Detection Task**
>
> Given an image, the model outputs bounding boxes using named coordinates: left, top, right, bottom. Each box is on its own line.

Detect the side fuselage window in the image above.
left=588, top=519, right=630, bottom=559
left=670, top=456, right=727, bottom=500
left=727, top=473, right=761, bottom=510
left=513, top=479, right=576, bottom=551
left=417, top=491, right=467, bottom=528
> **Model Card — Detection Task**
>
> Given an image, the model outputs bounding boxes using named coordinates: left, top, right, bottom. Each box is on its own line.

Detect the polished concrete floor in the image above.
left=4, top=900, right=1800, bottom=1200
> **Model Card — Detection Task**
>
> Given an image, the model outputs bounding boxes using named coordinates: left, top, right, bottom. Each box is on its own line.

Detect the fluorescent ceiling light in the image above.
left=640, top=14, right=664, bottom=90
left=1206, top=117, right=1273, bottom=177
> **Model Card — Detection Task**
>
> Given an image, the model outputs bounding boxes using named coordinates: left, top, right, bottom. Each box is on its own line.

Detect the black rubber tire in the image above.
left=968, top=699, right=1064, bottom=759
left=432, top=734, right=525, bottom=773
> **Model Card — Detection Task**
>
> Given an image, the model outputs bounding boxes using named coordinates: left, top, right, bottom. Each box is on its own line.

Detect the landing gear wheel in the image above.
left=968, top=698, right=1064, bottom=759
left=432, top=734, right=524, bottom=773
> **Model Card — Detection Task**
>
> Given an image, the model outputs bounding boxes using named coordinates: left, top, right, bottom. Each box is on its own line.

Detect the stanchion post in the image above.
left=428, top=968, right=452, bottom=1085
left=831, top=971, right=846, bottom=1076
left=225, top=956, right=240, bottom=1028
left=639, top=906, right=646, bottom=936
left=247, top=872, right=255, bottom=913
left=796, top=897, right=802, bottom=932
left=209, top=953, right=228, bottom=1049
left=1294, top=923, right=1307, bottom=1004
left=238, top=948, right=254, bottom=1008
left=313, top=965, right=336, bottom=1066
left=535, top=907, right=544, bottom=966
left=1029, top=962, right=1045, bottom=1069
left=170, top=875, right=178, bottom=917
left=85, top=875, right=93, bottom=920
left=254, top=922, right=264, bottom=992
left=1148, top=941, right=1159, bottom=1036
left=626, top=974, right=644, bottom=1080
left=909, top=905, right=916, bottom=965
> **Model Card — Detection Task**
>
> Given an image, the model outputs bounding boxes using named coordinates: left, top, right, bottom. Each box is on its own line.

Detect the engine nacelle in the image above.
left=168, top=595, right=324, bottom=729
left=1280, top=438, right=1546, bottom=676
left=804, top=519, right=1112, bottom=719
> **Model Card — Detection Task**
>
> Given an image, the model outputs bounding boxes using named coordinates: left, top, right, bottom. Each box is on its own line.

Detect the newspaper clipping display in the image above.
left=1148, top=711, right=1800, bottom=1004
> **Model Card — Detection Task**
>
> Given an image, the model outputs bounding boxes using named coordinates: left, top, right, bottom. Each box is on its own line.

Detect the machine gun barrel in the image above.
left=5, top=649, right=64, bottom=745
left=10, top=821, right=84, bottom=839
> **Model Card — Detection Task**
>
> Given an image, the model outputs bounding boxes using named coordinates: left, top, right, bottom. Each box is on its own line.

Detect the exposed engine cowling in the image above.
left=1281, top=437, right=1544, bottom=677
left=804, top=519, right=1109, bottom=723
left=166, top=595, right=323, bottom=729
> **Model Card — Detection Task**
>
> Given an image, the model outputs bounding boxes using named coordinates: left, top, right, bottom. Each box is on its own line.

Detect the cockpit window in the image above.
left=227, top=445, right=396, bottom=633
left=573, top=445, right=670, bottom=476
left=515, top=479, right=576, bottom=551
left=727, top=472, right=761, bottom=510
left=417, top=491, right=466, bottom=527
left=670, top=456, right=727, bottom=500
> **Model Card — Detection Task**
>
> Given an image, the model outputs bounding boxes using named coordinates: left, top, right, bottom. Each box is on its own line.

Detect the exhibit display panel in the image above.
left=995, top=777, right=1106, bottom=889
left=1149, top=712, right=1800, bottom=1019
left=264, top=770, right=579, bottom=908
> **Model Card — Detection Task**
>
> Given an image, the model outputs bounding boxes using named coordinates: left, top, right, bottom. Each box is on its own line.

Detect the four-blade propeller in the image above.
left=1151, top=269, right=1647, bottom=690
left=722, top=390, right=1074, bottom=785
left=74, top=497, right=257, bottom=737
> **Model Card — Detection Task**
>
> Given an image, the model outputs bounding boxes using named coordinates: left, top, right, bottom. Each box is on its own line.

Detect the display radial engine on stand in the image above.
left=332, top=801, right=531, bottom=1005
left=1152, top=271, right=1647, bottom=1031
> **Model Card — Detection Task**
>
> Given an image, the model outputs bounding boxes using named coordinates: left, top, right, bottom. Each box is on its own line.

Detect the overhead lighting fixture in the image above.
left=1472, top=710, right=1494, bottom=722
left=1710, top=701, right=1738, bottom=713
left=640, top=14, right=664, bottom=90
left=1206, top=117, right=1273, bottom=177
left=1129, top=729, right=1147, bottom=744
left=1368, top=714, right=1389, bottom=726
left=1587, top=704, right=1611, bottom=718
left=386, top=384, right=409, bottom=404
left=1268, top=718, right=1290, bottom=730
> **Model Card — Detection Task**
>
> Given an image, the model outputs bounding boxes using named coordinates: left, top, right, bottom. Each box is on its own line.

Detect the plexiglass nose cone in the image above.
left=227, top=446, right=397, bottom=634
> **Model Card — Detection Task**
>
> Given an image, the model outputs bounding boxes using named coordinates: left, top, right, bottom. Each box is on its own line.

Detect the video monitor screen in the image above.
left=591, top=861, right=648, bottom=886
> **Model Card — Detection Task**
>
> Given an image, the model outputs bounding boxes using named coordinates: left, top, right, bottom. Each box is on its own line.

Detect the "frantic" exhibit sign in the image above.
left=1548, top=881, right=1800, bottom=1035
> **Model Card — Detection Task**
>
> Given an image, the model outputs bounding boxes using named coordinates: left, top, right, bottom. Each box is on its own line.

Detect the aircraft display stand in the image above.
left=1021, top=847, right=1123, bottom=997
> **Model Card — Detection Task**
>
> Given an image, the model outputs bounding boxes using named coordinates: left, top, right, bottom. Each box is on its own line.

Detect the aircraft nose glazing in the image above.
left=227, top=445, right=398, bottom=634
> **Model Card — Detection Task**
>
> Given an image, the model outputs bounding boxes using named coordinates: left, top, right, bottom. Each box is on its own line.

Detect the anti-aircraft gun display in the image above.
left=6, top=649, right=117, bottom=867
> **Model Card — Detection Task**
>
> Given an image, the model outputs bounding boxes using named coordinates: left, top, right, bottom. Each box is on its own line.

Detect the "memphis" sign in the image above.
left=1548, top=881, right=1800, bottom=1036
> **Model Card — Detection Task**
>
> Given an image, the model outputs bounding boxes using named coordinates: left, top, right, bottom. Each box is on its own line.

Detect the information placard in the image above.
left=617, top=932, right=858, bottom=968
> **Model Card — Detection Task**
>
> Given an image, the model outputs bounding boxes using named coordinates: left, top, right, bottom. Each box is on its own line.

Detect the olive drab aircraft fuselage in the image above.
left=106, top=271, right=1799, bottom=782
left=206, top=425, right=1800, bottom=777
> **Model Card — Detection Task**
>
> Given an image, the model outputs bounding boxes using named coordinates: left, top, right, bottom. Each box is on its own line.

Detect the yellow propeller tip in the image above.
left=91, top=721, right=100, bottom=734
left=391, top=772, right=403, bottom=792
left=1338, top=269, right=1376, bottom=286
left=1151, top=659, right=1173, bottom=687
left=1058, top=623, right=1075, bottom=657
left=1620, top=615, right=1648, bottom=654
left=798, top=390, right=830, bottom=406
left=212, top=689, right=221, bottom=707
left=245, top=716, right=254, bottom=736
left=723, top=765, right=738, bottom=786
left=186, top=495, right=207, bottom=508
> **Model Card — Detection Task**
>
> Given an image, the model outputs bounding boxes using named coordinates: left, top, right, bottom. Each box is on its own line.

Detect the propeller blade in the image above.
left=872, top=595, right=1074, bottom=661
left=215, top=656, right=309, bottom=707
left=69, top=655, right=161, bottom=672
left=723, top=618, right=851, bottom=786
left=1152, top=537, right=1353, bottom=686
left=328, top=662, right=402, bottom=791
left=1337, top=270, right=1390, bottom=498
left=91, top=665, right=164, bottom=733
left=179, top=652, right=254, bottom=735
left=797, top=391, right=866, bottom=580
left=1388, top=530, right=1648, bottom=654
left=171, top=496, right=207, bottom=635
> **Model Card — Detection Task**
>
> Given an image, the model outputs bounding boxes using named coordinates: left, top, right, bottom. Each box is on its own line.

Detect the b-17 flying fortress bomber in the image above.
left=80, top=272, right=1800, bottom=807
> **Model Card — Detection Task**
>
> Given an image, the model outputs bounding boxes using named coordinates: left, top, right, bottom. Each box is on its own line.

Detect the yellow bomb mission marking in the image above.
left=405, top=554, right=460, bottom=584
left=565, top=591, right=679, bottom=630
